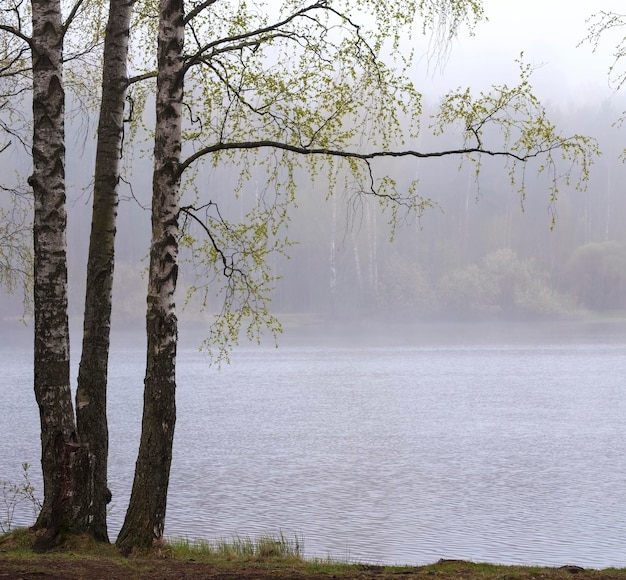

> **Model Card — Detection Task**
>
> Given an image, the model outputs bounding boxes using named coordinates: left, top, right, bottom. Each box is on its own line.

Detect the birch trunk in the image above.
left=116, top=0, right=184, bottom=550
left=30, top=0, right=90, bottom=547
left=75, top=0, right=135, bottom=543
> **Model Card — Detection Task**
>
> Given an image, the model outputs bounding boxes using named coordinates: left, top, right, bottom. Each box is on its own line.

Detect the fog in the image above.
left=2, top=1, right=626, bottom=349
left=413, top=0, right=622, bottom=101
left=5, top=5, right=626, bottom=566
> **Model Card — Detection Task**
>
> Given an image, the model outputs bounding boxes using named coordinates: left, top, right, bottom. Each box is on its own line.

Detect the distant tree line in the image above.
left=2, top=97, right=621, bottom=327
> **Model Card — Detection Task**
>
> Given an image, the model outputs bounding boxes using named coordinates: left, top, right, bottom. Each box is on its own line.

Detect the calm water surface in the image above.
left=2, top=323, right=626, bottom=567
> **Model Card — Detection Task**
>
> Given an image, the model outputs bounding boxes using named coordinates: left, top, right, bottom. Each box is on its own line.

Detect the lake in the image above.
left=2, top=321, right=626, bottom=567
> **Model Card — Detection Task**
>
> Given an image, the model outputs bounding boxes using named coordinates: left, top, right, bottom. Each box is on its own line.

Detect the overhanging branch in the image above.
left=183, top=0, right=329, bottom=72
left=178, top=138, right=571, bottom=177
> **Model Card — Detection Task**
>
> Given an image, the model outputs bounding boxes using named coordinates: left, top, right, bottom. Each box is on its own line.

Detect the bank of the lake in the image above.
left=1, top=529, right=625, bottom=580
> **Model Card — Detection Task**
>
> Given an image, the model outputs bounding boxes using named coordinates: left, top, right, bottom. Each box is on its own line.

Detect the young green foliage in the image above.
left=0, top=197, right=31, bottom=308
left=0, top=0, right=109, bottom=306
left=583, top=10, right=626, bottom=91
left=93, top=1, right=597, bottom=362
left=174, top=7, right=597, bottom=354
left=433, top=56, right=599, bottom=221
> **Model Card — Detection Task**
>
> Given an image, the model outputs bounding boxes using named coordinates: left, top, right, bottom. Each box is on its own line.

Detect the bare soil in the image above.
left=0, top=555, right=624, bottom=580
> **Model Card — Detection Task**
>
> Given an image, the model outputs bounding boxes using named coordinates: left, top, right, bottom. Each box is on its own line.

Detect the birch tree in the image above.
left=0, top=0, right=109, bottom=546
left=116, top=0, right=184, bottom=549
left=115, top=0, right=597, bottom=550
left=75, top=0, right=135, bottom=543
left=0, top=0, right=599, bottom=551
left=28, top=0, right=87, bottom=544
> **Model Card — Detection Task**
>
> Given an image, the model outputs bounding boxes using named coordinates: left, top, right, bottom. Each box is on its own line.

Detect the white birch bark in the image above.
left=117, top=0, right=184, bottom=550
left=30, top=0, right=89, bottom=545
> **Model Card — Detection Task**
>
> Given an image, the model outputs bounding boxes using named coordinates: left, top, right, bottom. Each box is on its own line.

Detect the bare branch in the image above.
left=193, top=31, right=298, bottom=61
left=0, top=23, right=31, bottom=47
left=184, top=0, right=219, bottom=25
left=127, top=71, right=157, bottom=85
left=62, top=0, right=88, bottom=35
left=0, top=46, right=29, bottom=76
left=183, top=0, right=329, bottom=71
left=178, top=138, right=575, bottom=177
left=180, top=204, right=238, bottom=278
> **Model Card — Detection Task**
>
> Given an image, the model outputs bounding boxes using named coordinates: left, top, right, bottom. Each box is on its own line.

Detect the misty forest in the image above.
left=3, top=93, right=626, bottom=328
left=4, top=96, right=626, bottom=328
left=1, top=0, right=626, bottom=565
left=51, top=100, right=626, bottom=324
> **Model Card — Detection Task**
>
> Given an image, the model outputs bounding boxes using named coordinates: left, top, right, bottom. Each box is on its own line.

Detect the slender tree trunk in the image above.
left=117, top=0, right=184, bottom=551
left=30, top=0, right=90, bottom=548
left=75, top=0, right=135, bottom=543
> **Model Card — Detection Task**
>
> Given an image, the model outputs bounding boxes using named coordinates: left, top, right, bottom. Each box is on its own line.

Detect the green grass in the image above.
left=168, top=531, right=305, bottom=563
left=0, top=529, right=359, bottom=576
left=5, top=528, right=626, bottom=579
left=1, top=526, right=121, bottom=559
left=0, top=527, right=34, bottom=554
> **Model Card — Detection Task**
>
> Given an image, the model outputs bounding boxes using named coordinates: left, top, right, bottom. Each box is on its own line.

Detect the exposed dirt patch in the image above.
left=0, top=556, right=623, bottom=580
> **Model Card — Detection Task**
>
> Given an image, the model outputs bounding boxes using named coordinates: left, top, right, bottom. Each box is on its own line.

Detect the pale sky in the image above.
left=411, top=0, right=626, bottom=104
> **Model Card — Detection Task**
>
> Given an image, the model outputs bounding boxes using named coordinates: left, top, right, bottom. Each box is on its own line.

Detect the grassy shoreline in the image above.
left=2, top=529, right=626, bottom=580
